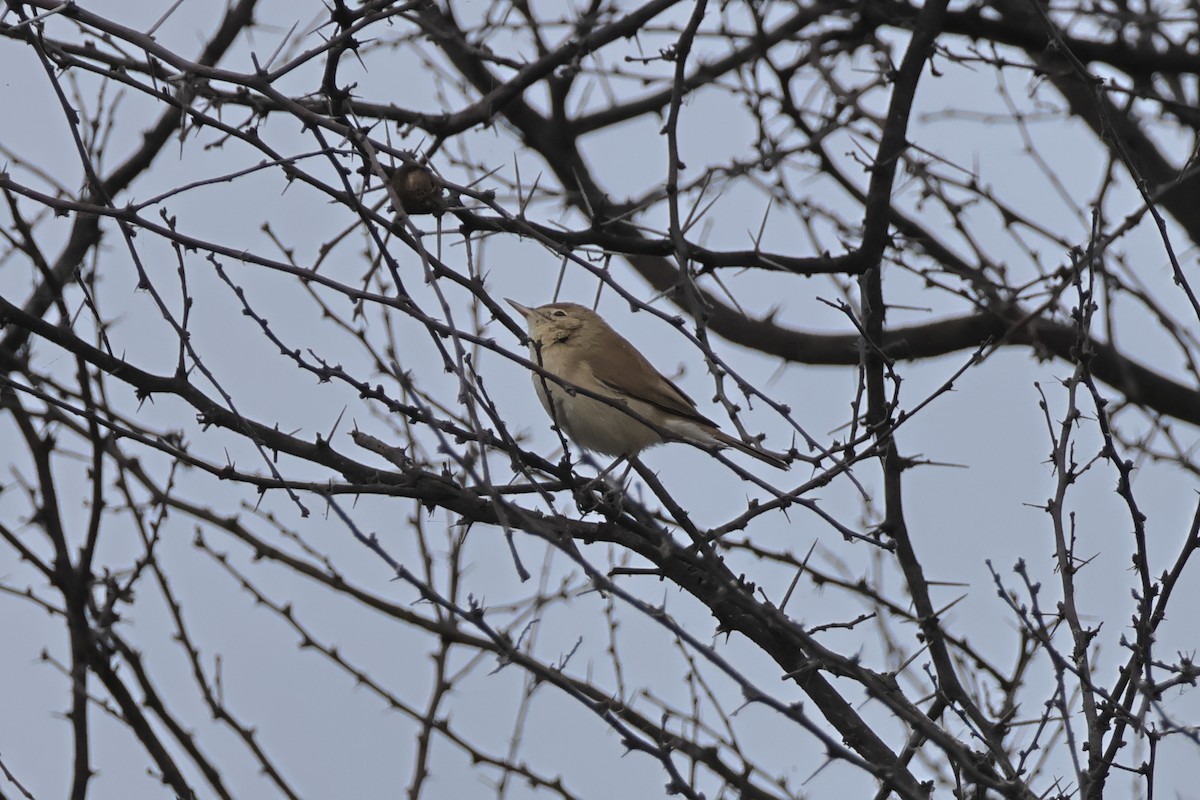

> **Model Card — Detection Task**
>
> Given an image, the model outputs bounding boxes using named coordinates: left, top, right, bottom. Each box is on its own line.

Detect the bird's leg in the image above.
left=575, top=453, right=634, bottom=506
left=592, top=453, right=631, bottom=485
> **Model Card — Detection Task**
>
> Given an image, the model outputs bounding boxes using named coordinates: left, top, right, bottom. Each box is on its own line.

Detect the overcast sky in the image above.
left=2, top=1, right=1198, bottom=798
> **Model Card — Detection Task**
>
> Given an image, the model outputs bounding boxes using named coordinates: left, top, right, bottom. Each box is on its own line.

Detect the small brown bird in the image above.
left=507, top=300, right=788, bottom=469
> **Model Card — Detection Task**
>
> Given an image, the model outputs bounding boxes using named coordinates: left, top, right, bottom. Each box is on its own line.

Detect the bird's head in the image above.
left=506, top=300, right=602, bottom=346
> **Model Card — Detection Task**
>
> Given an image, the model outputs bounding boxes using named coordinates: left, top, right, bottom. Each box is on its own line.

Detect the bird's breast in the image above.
left=526, top=345, right=662, bottom=457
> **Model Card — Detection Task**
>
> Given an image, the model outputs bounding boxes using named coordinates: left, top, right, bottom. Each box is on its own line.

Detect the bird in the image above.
left=506, top=299, right=788, bottom=470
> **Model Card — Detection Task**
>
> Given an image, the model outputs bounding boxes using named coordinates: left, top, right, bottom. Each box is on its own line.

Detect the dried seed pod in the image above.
left=390, top=163, right=443, bottom=215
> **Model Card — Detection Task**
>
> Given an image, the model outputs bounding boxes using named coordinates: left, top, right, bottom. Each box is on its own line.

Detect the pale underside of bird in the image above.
left=507, top=300, right=788, bottom=470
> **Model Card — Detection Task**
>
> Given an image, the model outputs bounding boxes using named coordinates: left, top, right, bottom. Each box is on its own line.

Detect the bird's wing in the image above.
left=584, top=334, right=719, bottom=428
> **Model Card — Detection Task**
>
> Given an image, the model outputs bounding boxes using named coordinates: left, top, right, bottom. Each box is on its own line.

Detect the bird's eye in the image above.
left=552, top=310, right=567, bottom=317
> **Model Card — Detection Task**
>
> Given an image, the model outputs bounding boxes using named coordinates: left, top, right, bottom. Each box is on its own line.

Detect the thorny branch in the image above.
left=2, top=1, right=1199, bottom=798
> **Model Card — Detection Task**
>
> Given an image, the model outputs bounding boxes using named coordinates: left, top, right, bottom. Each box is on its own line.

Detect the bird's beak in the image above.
left=505, top=298, right=537, bottom=321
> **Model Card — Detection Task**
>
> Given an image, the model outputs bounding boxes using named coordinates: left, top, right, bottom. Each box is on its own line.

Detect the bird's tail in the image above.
left=711, top=429, right=790, bottom=470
